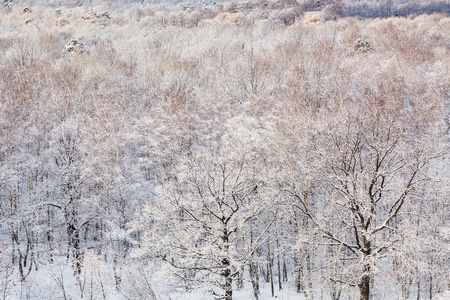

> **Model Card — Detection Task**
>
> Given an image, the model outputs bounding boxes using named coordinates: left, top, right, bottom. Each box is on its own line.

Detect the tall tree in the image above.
left=297, top=96, right=444, bottom=300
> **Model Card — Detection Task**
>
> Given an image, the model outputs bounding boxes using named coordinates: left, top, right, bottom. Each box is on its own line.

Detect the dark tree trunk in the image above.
left=113, top=254, right=122, bottom=291
left=73, top=229, right=82, bottom=276
left=293, top=212, right=303, bottom=294
left=223, top=262, right=232, bottom=300
left=359, top=263, right=371, bottom=300
left=222, top=224, right=232, bottom=300
left=267, top=238, right=274, bottom=297
left=295, top=252, right=302, bottom=293
left=47, top=207, right=54, bottom=263
left=283, top=258, right=288, bottom=282
left=66, top=201, right=83, bottom=277
left=249, top=217, right=259, bottom=300
left=249, top=262, right=259, bottom=300
left=303, top=217, right=313, bottom=300
left=236, top=266, right=244, bottom=290
left=277, top=238, right=282, bottom=291
left=305, top=251, right=313, bottom=300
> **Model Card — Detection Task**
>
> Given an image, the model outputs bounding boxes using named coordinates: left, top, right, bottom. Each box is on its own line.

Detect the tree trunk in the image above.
left=329, top=244, right=341, bottom=300
left=73, top=229, right=82, bottom=276
left=293, top=211, right=303, bottom=294
left=303, top=217, right=313, bottom=300
left=222, top=223, right=232, bottom=300
left=223, top=261, right=232, bottom=300
left=305, top=251, right=313, bottom=300
left=47, top=206, right=54, bottom=263
left=249, top=262, right=259, bottom=300
left=113, top=254, right=122, bottom=291
left=236, top=266, right=244, bottom=290
left=295, top=252, right=302, bottom=293
left=416, top=267, right=420, bottom=300
left=67, top=221, right=82, bottom=276
left=267, top=238, right=274, bottom=297
left=249, top=217, right=259, bottom=300
left=277, top=237, right=282, bottom=291
left=429, top=274, right=433, bottom=300
left=359, top=264, right=371, bottom=300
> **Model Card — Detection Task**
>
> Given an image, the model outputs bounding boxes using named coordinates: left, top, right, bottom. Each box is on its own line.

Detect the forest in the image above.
left=0, top=0, right=449, bottom=299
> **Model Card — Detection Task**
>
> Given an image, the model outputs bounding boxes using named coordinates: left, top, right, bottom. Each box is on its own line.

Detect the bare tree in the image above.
left=294, top=97, right=443, bottom=300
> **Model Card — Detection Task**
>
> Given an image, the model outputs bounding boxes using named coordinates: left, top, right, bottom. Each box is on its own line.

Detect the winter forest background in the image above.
left=0, top=0, right=449, bottom=299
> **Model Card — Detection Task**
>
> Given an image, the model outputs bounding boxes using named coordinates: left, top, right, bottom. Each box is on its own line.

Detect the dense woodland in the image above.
left=0, top=0, right=449, bottom=299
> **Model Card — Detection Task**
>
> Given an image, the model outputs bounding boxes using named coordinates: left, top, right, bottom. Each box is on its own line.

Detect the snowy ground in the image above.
left=10, top=269, right=450, bottom=300
left=165, top=284, right=307, bottom=300
left=432, top=291, right=450, bottom=300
